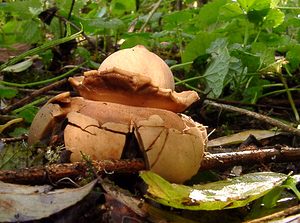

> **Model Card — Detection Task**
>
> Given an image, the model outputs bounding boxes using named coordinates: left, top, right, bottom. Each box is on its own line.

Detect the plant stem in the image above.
left=205, top=100, right=300, bottom=136
left=170, top=61, right=193, bottom=70
left=0, top=28, right=83, bottom=71
left=12, top=96, right=49, bottom=114
left=243, top=20, right=249, bottom=46
left=261, top=88, right=300, bottom=98
left=278, top=66, right=299, bottom=122
left=0, top=64, right=83, bottom=87
left=277, top=6, right=300, bottom=10
left=173, top=77, right=203, bottom=93
left=174, top=76, right=203, bottom=85
left=139, top=0, right=163, bottom=32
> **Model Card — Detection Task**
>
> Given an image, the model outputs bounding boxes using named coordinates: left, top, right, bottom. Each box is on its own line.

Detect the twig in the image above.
left=0, top=29, right=82, bottom=71
left=1, top=146, right=300, bottom=184
left=139, top=0, right=163, bottom=32
left=0, top=63, right=82, bottom=87
left=245, top=204, right=300, bottom=223
left=0, top=159, right=145, bottom=184
left=0, top=135, right=27, bottom=143
left=201, top=146, right=300, bottom=170
left=204, top=100, right=300, bottom=137
left=55, top=14, right=96, bottom=49
left=207, top=97, right=292, bottom=111
left=0, top=79, right=67, bottom=114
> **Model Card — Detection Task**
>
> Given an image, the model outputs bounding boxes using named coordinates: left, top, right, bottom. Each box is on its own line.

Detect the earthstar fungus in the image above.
left=28, top=45, right=207, bottom=183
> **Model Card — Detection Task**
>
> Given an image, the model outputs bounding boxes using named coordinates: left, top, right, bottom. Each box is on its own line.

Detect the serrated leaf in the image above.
left=286, top=45, right=300, bottom=72
left=140, top=171, right=288, bottom=210
left=237, top=0, right=270, bottom=12
left=220, top=2, right=244, bottom=20
left=110, top=0, right=136, bottom=16
left=196, top=0, right=228, bottom=28
left=182, top=32, right=219, bottom=63
left=203, top=38, right=231, bottom=98
left=262, top=8, right=285, bottom=28
left=163, top=10, right=193, bottom=30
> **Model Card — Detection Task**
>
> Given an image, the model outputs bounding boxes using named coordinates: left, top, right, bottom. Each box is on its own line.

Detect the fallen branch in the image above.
left=204, top=100, right=300, bottom=137
left=201, top=146, right=300, bottom=170
left=0, top=159, right=145, bottom=185
left=1, top=146, right=300, bottom=184
left=0, top=79, right=67, bottom=114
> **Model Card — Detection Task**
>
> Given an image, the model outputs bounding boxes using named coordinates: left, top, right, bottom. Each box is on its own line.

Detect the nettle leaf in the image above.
left=203, top=38, right=231, bottom=98
left=237, top=0, right=270, bottom=13
left=110, top=0, right=136, bottom=16
left=196, top=0, right=228, bottom=29
left=162, top=10, right=193, bottom=30
left=0, top=85, right=18, bottom=99
left=182, top=32, right=219, bottom=63
left=286, top=44, right=300, bottom=72
left=140, top=171, right=288, bottom=210
left=1, top=0, right=43, bottom=19
left=121, top=35, right=151, bottom=49
left=78, top=17, right=125, bottom=34
left=242, top=76, right=269, bottom=103
left=20, top=20, right=42, bottom=44
left=247, top=8, right=270, bottom=25
left=251, top=42, right=275, bottom=69
left=220, top=2, right=244, bottom=20
left=262, top=8, right=285, bottom=28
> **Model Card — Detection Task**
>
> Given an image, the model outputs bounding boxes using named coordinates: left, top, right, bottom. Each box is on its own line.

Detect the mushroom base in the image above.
left=28, top=93, right=207, bottom=183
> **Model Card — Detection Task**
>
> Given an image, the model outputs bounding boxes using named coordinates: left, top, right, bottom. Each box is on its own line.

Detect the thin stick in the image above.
left=201, top=146, right=300, bottom=170
left=139, top=0, right=163, bottom=32
left=0, top=79, right=67, bottom=114
left=1, top=146, right=300, bottom=184
left=0, top=159, right=145, bottom=185
left=245, top=204, right=300, bottom=223
left=204, top=100, right=300, bottom=137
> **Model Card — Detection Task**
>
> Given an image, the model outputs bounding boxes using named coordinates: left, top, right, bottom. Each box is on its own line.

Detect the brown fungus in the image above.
left=69, top=45, right=199, bottom=113
left=28, top=46, right=208, bottom=183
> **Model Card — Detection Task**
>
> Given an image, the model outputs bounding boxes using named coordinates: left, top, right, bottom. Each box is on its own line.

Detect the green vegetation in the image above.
left=1, top=0, right=300, bottom=122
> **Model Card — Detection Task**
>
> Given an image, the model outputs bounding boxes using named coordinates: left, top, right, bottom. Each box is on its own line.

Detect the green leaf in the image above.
left=281, top=176, right=300, bottom=200
left=182, top=32, right=219, bottom=63
left=2, top=55, right=38, bottom=73
left=242, top=77, right=269, bottom=103
left=196, top=0, right=228, bottom=29
left=262, top=8, right=285, bottom=28
left=237, top=0, right=270, bottom=13
left=220, top=2, right=244, bottom=20
left=9, top=127, right=28, bottom=138
left=1, top=0, right=43, bottom=19
left=110, top=0, right=136, bottom=16
left=78, top=17, right=125, bottom=34
left=16, top=106, right=39, bottom=123
left=162, top=10, right=193, bottom=30
left=286, top=45, right=300, bottom=72
left=0, top=142, right=32, bottom=170
left=0, top=85, right=18, bottom=99
left=19, top=20, right=42, bottom=44
left=261, top=186, right=284, bottom=208
left=203, top=38, right=231, bottom=98
left=140, top=171, right=288, bottom=210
